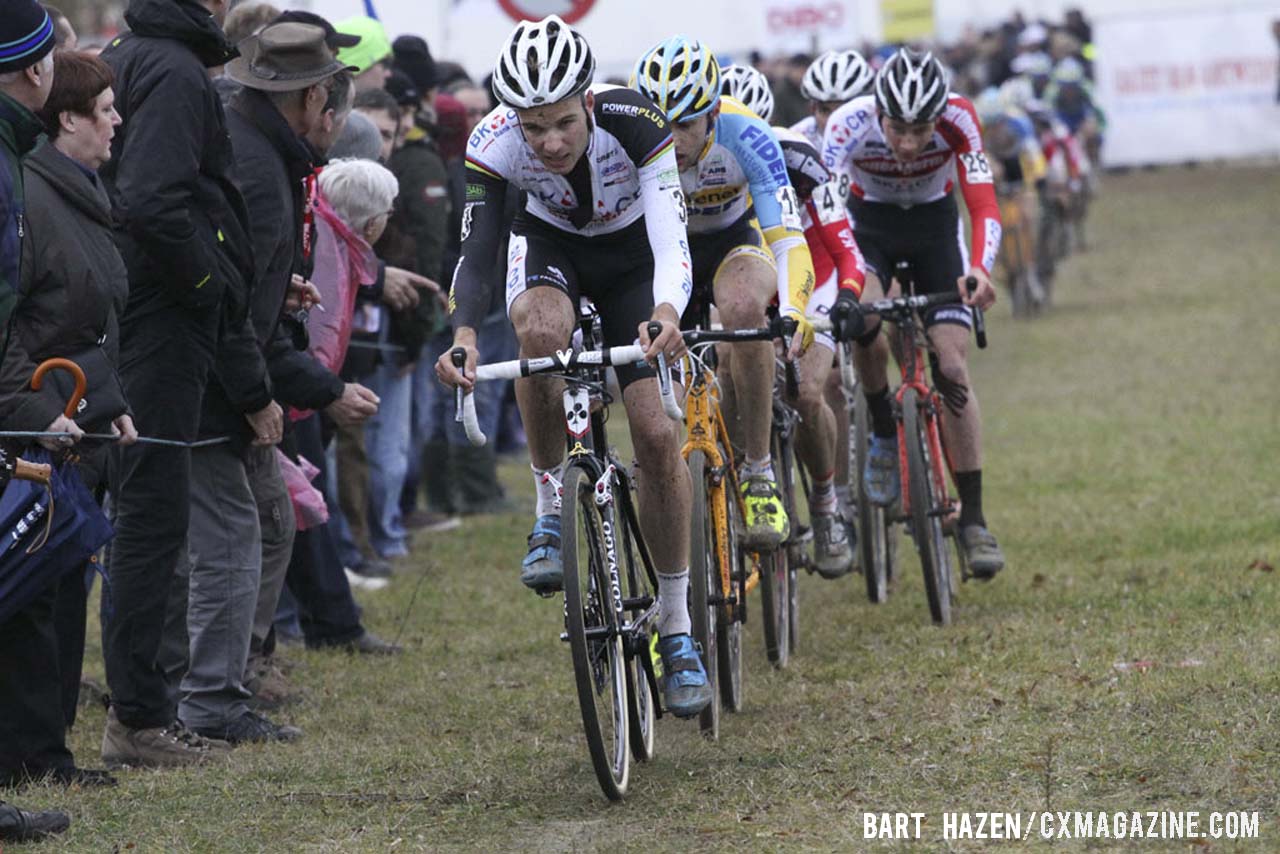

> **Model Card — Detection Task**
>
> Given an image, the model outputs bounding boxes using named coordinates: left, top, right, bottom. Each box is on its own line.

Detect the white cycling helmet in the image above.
left=801, top=49, right=874, bottom=103
left=721, top=64, right=774, bottom=122
left=1053, top=56, right=1086, bottom=84
left=1011, top=51, right=1052, bottom=78
left=999, top=76, right=1035, bottom=111
left=874, top=48, right=949, bottom=123
left=491, top=14, right=596, bottom=109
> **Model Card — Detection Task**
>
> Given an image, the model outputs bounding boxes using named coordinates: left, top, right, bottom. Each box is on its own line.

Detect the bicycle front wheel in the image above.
left=853, top=391, right=893, bottom=604
left=688, top=451, right=721, bottom=741
left=777, top=430, right=801, bottom=654
left=902, top=389, right=953, bottom=626
left=561, top=464, right=631, bottom=799
left=716, top=465, right=745, bottom=713
left=617, top=486, right=656, bottom=763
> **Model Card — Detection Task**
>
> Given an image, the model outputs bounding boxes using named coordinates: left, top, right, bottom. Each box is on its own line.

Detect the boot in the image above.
left=453, top=445, right=514, bottom=515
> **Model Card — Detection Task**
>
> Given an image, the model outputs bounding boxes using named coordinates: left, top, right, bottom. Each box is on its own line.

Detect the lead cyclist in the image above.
left=435, top=15, right=711, bottom=717
left=823, top=49, right=1007, bottom=578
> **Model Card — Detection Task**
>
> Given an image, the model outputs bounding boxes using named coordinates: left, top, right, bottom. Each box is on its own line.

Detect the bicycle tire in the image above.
left=715, top=457, right=745, bottom=713
left=759, top=430, right=791, bottom=668
left=561, top=464, right=631, bottom=799
left=854, top=391, right=891, bottom=603
left=778, top=431, right=801, bottom=654
left=687, top=451, right=721, bottom=740
left=618, top=490, right=656, bottom=763
left=902, top=389, right=953, bottom=626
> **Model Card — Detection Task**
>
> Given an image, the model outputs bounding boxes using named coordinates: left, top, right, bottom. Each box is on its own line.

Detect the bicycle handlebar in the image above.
left=647, top=321, right=683, bottom=421
left=965, top=276, right=988, bottom=349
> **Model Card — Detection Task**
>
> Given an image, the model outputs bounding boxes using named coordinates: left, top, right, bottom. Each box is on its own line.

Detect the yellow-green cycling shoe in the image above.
left=739, top=473, right=790, bottom=552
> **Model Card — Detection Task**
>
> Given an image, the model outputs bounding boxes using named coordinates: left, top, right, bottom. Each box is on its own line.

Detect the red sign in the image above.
left=497, top=0, right=597, bottom=24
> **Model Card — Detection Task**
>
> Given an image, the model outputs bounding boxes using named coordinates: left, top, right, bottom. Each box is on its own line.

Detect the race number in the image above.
left=775, top=186, right=803, bottom=232
left=958, top=152, right=994, bottom=184
left=671, top=188, right=688, bottom=225
left=813, top=181, right=845, bottom=226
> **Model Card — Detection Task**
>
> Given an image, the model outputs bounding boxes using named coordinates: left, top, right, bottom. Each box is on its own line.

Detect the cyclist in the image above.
left=822, top=48, right=1007, bottom=578
left=631, top=36, right=817, bottom=553
left=775, top=128, right=866, bottom=577
left=720, top=63, right=774, bottom=122
left=435, top=15, right=712, bottom=717
left=792, top=49, right=875, bottom=153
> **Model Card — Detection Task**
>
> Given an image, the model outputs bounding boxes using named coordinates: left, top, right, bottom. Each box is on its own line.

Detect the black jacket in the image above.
left=99, top=0, right=253, bottom=321
left=0, top=143, right=129, bottom=433
left=226, top=88, right=343, bottom=411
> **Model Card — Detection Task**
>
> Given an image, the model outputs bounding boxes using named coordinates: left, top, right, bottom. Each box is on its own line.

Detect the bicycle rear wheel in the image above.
left=853, top=392, right=892, bottom=603
left=687, top=451, right=721, bottom=740
left=561, top=464, right=631, bottom=799
left=902, top=389, right=953, bottom=626
left=777, top=430, right=801, bottom=654
left=617, top=488, right=655, bottom=763
left=716, top=463, right=745, bottom=712
left=759, top=428, right=791, bottom=667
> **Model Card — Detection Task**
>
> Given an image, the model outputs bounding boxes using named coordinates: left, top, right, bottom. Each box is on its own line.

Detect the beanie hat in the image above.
left=334, top=15, right=391, bottom=75
left=391, top=35, right=437, bottom=93
left=0, top=1, right=56, bottom=74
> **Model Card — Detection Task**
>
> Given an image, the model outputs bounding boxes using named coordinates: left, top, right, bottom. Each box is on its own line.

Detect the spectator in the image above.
left=335, top=15, right=391, bottom=92
left=97, top=0, right=263, bottom=768
left=0, top=48, right=133, bottom=791
left=46, top=5, right=78, bottom=50
left=222, top=1, right=279, bottom=47
left=354, top=87, right=400, bottom=163
left=0, top=0, right=75, bottom=839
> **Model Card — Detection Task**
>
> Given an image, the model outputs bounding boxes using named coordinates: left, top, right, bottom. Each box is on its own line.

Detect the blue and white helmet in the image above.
left=630, top=36, right=721, bottom=122
left=721, top=64, right=774, bottom=122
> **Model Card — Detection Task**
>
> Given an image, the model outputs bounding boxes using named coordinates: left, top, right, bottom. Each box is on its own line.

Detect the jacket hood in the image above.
left=0, top=90, right=45, bottom=159
left=123, top=0, right=237, bottom=68
left=25, top=142, right=113, bottom=228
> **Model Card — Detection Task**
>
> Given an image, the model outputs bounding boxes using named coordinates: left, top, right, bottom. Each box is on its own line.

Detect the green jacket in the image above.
left=0, top=90, right=45, bottom=356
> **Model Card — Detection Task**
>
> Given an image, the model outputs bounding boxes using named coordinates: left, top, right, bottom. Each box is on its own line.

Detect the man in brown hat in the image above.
left=158, top=21, right=375, bottom=747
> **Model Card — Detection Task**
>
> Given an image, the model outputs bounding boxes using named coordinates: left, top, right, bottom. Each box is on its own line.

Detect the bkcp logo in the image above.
left=498, top=0, right=597, bottom=24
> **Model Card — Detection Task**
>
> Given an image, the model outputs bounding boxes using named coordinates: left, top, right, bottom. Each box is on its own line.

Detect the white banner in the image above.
left=1094, top=5, right=1280, bottom=167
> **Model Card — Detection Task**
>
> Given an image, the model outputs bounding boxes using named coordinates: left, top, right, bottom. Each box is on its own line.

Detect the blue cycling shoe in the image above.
left=655, top=633, right=713, bottom=718
left=521, top=515, right=562, bottom=595
left=864, top=435, right=901, bottom=507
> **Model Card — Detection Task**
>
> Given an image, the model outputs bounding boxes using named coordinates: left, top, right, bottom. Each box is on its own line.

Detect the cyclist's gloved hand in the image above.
left=781, top=309, right=814, bottom=361
left=831, top=290, right=865, bottom=342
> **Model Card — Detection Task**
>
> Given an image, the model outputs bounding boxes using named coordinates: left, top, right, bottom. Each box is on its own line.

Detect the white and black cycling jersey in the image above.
left=450, top=85, right=692, bottom=329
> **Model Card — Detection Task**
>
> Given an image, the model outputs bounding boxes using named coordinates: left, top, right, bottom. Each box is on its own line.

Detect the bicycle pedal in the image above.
left=793, top=525, right=813, bottom=544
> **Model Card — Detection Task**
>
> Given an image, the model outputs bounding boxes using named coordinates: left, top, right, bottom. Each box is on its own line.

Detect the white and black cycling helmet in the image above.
left=874, top=48, right=949, bottom=123
left=721, top=64, right=774, bottom=122
left=492, top=14, right=596, bottom=109
left=774, top=127, right=830, bottom=198
left=801, top=49, right=874, bottom=103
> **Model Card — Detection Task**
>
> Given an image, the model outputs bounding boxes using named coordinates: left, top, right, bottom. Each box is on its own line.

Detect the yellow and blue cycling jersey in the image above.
left=679, top=96, right=815, bottom=317
left=983, top=109, right=1047, bottom=190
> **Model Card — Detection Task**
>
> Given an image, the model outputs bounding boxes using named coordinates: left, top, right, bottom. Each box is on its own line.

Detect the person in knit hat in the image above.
left=0, top=0, right=73, bottom=843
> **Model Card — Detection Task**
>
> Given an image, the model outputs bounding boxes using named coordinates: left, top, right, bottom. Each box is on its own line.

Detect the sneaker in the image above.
left=351, top=556, right=393, bottom=578
left=811, top=512, right=855, bottom=579
left=655, top=634, right=713, bottom=719
left=739, top=474, right=790, bottom=551
left=864, top=435, right=900, bottom=507
left=0, top=802, right=70, bottom=842
left=101, top=708, right=230, bottom=769
left=521, top=515, right=562, bottom=594
left=193, top=711, right=302, bottom=746
left=403, top=509, right=462, bottom=533
left=961, top=525, right=1006, bottom=579
left=344, top=630, right=403, bottom=656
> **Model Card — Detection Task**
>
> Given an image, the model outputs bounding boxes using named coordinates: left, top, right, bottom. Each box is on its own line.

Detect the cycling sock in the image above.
left=810, top=471, right=838, bottom=515
left=955, top=469, right=985, bottom=528
left=865, top=386, right=896, bottom=439
left=531, top=461, right=565, bottom=518
left=656, top=569, right=691, bottom=637
left=742, top=455, right=776, bottom=483
left=835, top=483, right=853, bottom=511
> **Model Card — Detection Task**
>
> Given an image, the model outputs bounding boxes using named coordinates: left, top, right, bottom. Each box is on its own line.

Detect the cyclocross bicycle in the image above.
left=452, top=312, right=681, bottom=801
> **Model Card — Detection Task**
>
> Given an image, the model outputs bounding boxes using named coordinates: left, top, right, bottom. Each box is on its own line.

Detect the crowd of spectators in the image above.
left=0, top=0, right=518, bottom=840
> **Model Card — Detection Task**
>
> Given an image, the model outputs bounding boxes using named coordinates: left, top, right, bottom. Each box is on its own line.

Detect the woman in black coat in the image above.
left=0, top=50, right=134, bottom=788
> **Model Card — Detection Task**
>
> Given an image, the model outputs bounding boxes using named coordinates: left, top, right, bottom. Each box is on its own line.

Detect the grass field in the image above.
left=15, top=162, right=1280, bottom=852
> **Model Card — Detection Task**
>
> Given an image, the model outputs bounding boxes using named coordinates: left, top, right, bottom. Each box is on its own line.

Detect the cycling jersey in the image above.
left=789, top=115, right=821, bottom=150
left=821, top=93, right=1002, bottom=275
left=450, top=85, right=692, bottom=330
left=680, top=96, right=815, bottom=319
left=802, top=181, right=865, bottom=297
left=983, top=110, right=1047, bottom=190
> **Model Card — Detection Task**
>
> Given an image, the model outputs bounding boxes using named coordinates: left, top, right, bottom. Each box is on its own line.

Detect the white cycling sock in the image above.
left=810, top=471, right=838, bottom=516
left=656, top=569, right=691, bottom=637
left=742, top=454, right=776, bottom=483
left=531, top=462, right=565, bottom=518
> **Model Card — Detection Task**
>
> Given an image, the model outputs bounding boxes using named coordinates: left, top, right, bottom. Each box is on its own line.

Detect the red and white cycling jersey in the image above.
left=821, top=93, right=1002, bottom=274
left=801, top=181, right=864, bottom=297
